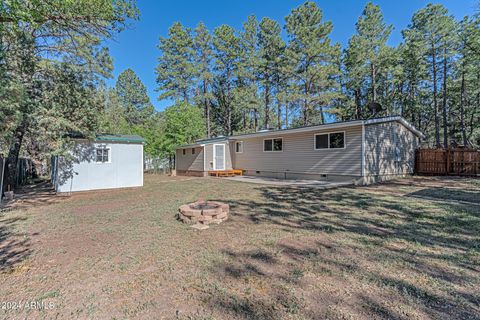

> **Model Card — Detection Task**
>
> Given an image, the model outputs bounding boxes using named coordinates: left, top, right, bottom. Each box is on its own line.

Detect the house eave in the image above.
left=363, top=116, right=425, bottom=139
left=229, top=120, right=365, bottom=140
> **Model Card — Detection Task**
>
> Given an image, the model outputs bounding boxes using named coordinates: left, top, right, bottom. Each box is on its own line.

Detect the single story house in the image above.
left=175, top=116, right=424, bottom=184
left=52, top=134, right=144, bottom=193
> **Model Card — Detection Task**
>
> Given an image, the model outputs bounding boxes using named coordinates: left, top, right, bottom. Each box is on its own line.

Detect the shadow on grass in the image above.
left=406, top=187, right=480, bottom=204
left=0, top=215, right=31, bottom=273
left=204, top=184, right=480, bottom=319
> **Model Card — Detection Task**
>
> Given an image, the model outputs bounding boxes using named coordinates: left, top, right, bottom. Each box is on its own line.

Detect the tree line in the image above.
left=1, top=1, right=479, bottom=191
left=156, top=1, right=480, bottom=149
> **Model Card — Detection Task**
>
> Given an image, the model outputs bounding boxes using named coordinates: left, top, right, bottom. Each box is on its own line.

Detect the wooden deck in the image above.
left=208, top=169, right=244, bottom=177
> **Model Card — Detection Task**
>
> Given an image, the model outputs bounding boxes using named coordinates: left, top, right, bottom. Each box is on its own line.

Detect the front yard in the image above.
left=1, top=175, right=479, bottom=319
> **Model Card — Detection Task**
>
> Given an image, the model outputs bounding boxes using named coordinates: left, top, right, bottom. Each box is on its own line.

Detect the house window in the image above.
left=315, top=132, right=345, bottom=150
left=96, top=147, right=109, bottom=163
left=315, top=134, right=329, bottom=149
left=329, top=132, right=345, bottom=149
left=192, top=148, right=195, bottom=155
left=182, top=149, right=186, bottom=155
left=235, top=141, right=243, bottom=153
left=264, top=138, right=283, bottom=152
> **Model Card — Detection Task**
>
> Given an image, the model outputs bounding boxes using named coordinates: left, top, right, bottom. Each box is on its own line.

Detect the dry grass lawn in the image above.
left=0, top=175, right=479, bottom=319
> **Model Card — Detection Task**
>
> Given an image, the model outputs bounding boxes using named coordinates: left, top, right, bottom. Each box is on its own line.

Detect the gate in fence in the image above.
left=415, top=148, right=480, bottom=176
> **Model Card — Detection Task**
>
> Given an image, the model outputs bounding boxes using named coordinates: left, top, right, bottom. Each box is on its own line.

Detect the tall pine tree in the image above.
left=115, top=68, right=154, bottom=125
left=285, top=1, right=341, bottom=125
left=344, top=2, right=393, bottom=118
left=156, top=22, right=197, bottom=103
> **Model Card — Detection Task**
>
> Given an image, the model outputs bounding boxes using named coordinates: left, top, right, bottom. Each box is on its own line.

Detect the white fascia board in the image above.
left=363, top=116, right=425, bottom=139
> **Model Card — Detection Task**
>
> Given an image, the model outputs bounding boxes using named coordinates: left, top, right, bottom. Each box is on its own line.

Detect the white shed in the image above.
left=52, top=134, right=144, bottom=193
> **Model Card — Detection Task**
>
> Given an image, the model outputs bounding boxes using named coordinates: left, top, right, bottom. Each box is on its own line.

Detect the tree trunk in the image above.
left=432, top=44, right=441, bottom=148
left=277, top=97, right=281, bottom=129
left=203, top=80, right=211, bottom=138
left=227, top=104, right=232, bottom=136
left=285, top=98, right=289, bottom=129
left=460, top=66, right=467, bottom=146
left=264, top=83, right=270, bottom=129
left=355, top=89, right=362, bottom=119
left=4, top=119, right=27, bottom=191
left=409, top=81, right=415, bottom=123
left=441, top=47, right=448, bottom=148
left=303, top=82, right=309, bottom=125
left=303, top=97, right=308, bottom=126
left=371, top=63, right=377, bottom=102
left=242, top=110, right=247, bottom=132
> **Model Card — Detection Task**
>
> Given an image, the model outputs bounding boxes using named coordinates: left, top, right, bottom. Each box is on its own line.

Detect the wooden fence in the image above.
left=415, top=148, right=480, bottom=176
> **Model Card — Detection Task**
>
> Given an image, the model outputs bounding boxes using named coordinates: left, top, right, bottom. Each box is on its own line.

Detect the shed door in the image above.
left=214, top=144, right=225, bottom=170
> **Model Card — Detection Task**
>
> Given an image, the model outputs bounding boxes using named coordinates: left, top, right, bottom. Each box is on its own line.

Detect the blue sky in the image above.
left=105, top=0, right=478, bottom=112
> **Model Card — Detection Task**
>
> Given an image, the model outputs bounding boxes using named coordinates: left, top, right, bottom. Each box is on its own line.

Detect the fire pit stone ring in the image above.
left=179, top=200, right=229, bottom=225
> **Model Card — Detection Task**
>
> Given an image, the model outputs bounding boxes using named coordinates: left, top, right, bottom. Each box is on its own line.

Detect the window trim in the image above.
left=235, top=141, right=244, bottom=153
left=263, top=137, right=283, bottom=152
left=95, top=147, right=111, bottom=164
left=314, top=131, right=346, bottom=150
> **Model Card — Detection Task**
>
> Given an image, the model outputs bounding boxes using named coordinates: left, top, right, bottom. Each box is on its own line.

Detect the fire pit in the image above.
left=179, top=200, right=229, bottom=226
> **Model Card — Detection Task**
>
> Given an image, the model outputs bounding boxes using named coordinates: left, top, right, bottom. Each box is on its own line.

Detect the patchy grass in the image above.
left=0, top=175, right=479, bottom=319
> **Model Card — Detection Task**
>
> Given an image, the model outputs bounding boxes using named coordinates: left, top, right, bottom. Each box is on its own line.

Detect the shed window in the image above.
left=235, top=141, right=243, bottom=153
left=264, top=138, right=282, bottom=152
left=192, top=148, right=195, bottom=155
left=315, top=132, right=345, bottom=150
left=182, top=149, right=186, bottom=155
left=96, top=147, right=109, bottom=163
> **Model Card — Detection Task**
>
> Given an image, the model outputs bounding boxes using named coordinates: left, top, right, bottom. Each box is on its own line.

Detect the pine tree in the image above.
left=456, top=16, right=480, bottom=146
left=236, top=15, right=260, bottom=132
left=193, top=22, right=214, bottom=137
left=212, top=24, right=241, bottom=135
left=397, top=35, right=428, bottom=128
left=407, top=4, right=454, bottom=147
left=156, top=22, right=197, bottom=103
left=1, top=0, right=138, bottom=191
left=285, top=1, right=341, bottom=125
left=258, top=17, right=285, bottom=129
left=344, top=2, right=393, bottom=118
left=115, top=68, right=154, bottom=125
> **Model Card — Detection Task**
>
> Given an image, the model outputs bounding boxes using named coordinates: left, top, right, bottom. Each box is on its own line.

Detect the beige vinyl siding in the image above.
left=364, top=122, right=420, bottom=176
left=204, top=142, right=233, bottom=171
left=233, top=125, right=363, bottom=176
left=176, top=147, right=204, bottom=172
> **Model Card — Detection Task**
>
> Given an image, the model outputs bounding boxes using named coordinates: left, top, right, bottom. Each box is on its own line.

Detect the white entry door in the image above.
left=213, top=144, right=225, bottom=170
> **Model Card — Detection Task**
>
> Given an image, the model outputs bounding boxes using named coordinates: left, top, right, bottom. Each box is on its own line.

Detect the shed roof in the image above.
left=95, top=134, right=145, bottom=143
